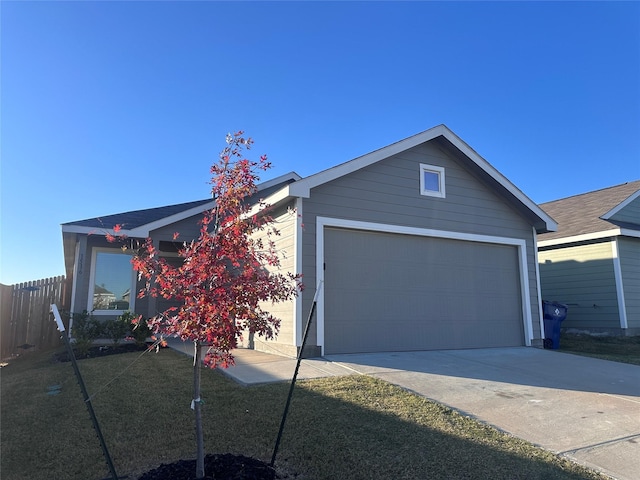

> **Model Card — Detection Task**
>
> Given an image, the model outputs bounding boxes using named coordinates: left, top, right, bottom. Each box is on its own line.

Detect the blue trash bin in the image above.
left=542, top=300, right=568, bottom=349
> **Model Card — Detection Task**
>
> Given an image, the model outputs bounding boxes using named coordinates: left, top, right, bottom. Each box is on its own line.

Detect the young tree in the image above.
left=110, top=132, right=302, bottom=478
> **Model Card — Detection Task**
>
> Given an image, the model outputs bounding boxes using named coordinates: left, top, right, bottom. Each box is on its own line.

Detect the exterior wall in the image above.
left=609, top=196, right=640, bottom=226
left=148, top=215, right=203, bottom=320
left=301, top=141, right=542, bottom=349
left=151, top=214, right=204, bottom=244
left=246, top=201, right=299, bottom=356
left=69, top=204, right=300, bottom=349
left=618, top=236, right=640, bottom=331
left=538, top=240, right=621, bottom=332
left=70, top=234, right=89, bottom=315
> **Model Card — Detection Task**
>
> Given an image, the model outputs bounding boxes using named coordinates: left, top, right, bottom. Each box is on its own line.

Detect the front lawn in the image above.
left=559, top=332, right=640, bottom=365
left=1, top=347, right=608, bottom=480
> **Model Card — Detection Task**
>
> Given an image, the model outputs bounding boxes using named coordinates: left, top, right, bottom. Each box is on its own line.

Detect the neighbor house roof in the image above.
left=538, top=180, right=640, bottom=246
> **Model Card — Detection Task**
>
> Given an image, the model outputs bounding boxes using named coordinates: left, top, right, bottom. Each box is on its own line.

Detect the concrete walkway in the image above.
left=168, top=340, right=640, bottom=480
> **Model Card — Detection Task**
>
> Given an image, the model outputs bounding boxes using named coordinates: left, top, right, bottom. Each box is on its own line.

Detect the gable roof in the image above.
left=62, top=198, right=215, bottom=233
left=61, top=173, right=301, bottom=278
left=538, top=180, right=640, bottom=246
left=61, top=172, right=301, bottom=237
left=262, top=124, right=557, bottom=233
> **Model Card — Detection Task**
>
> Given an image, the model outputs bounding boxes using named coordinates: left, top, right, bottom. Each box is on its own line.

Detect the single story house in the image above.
left=538, top=181, right=640, bottom=336
left=62, top=124, right=557, bottom=357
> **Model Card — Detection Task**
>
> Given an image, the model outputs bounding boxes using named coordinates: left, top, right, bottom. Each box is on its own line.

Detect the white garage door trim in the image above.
left=316, top=216, right=534, bottom=355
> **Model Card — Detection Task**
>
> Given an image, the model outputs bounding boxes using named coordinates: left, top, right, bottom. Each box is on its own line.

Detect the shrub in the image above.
left=122, top=311, right=151, bottom=346
left=103, top=315, right=131, bottom=345
left=71, top=311, right=102, bottom=357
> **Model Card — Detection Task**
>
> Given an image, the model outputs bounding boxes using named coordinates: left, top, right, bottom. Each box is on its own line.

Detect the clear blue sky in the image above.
left=1, top=1, right=639, bottom=285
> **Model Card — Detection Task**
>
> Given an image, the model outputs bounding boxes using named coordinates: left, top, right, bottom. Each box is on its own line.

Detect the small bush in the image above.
left=71, top=311, right=102, bottom=357
left=121, top=311, right=151, bottom=346
left=103, top=315, right=130, bottom=345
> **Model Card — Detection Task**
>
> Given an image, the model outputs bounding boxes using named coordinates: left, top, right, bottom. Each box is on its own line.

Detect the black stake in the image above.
left=51, top=305, right=119, bottom=480
left=270, top=282, right=322, bottom=467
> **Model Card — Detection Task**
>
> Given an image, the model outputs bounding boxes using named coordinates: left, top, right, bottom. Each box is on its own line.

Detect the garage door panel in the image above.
left=324, top=228, right=523, bottom=354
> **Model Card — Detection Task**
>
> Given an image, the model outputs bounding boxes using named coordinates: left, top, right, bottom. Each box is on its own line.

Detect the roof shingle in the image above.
left=539, top=180, right=640, bottom=241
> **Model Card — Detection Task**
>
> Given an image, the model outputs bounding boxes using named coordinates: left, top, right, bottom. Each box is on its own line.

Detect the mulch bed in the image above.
left=138, top=453, right=276, bottom=480
left=53, top=342, right=150, bottom=362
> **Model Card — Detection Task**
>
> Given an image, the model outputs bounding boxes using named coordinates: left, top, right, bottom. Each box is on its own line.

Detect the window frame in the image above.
left=419, top=163, right=446, bottom=198
left=87, top=247, right=136, bottom=315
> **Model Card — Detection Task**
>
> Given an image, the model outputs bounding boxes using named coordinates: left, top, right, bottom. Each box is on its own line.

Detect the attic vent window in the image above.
left=420, top=164, right=445, bottom=198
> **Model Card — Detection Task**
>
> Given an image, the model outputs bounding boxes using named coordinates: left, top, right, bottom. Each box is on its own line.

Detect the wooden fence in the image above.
left=1, top=276, right=70, bottom=360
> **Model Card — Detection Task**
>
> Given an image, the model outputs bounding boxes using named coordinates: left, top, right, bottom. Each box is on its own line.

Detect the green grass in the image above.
left=559, top=333, right=640, bottom=365
left=2, top=347, right=609, bottom=480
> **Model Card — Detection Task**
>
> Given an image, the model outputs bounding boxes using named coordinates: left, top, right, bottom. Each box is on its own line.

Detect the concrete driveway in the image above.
left=326, top=348, right=640, bottom=480
left=169, top=340, right=640, bottom=480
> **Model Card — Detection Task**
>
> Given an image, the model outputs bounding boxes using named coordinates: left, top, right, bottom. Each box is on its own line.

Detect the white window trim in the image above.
left=88, top=247, right=136, bottom=315
left=419, top=163, right=446, bottom=198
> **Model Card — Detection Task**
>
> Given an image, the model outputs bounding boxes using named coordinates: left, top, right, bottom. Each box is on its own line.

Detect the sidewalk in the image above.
left=164, top=338, right=355, bottom=385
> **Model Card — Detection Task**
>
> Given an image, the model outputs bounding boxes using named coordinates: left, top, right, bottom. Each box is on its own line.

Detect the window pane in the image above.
left=93, top=252, right=132, bottom=310
left=424, top=171, right=440, bottom=192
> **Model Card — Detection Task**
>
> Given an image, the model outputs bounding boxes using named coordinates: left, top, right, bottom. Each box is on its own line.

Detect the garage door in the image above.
left=323, top=228, right=524, bottom=354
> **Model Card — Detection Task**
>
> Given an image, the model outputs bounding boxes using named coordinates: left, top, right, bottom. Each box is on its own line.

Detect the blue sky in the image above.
left=1, top=1, right=639, bottom=285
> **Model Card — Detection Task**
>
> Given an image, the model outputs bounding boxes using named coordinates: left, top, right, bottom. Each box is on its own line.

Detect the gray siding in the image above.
left=618, top=237, right=640, bottom=328
left=302, top=141, right=542, bottom=347
left=250, top=202, right=298, bottom=355
left=150, top=214, right=204, bottom=243
left=538, top=241, right=620, bottom=330
left=150, top=204, right=299, bottom=352
left=609, top=196, right=640, bottom=226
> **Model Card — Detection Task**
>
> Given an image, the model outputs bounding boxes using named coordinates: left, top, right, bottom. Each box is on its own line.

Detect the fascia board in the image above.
left=288, top=124, right=557, bottom=232
left=61, top=224, right=124, bottom=235
left=59, top=175, right=297, bottom=239
left=289, top=125, right=448, bottom=198
left=137, top=176, right=299, bottom=230
left=245, top=185, right=294, bottom=217
left=61, top=201, right=217, bottom=238
left=130, top=200, right=216, bottom=237
left=537, top=229, right=621, bottom=248
left=620, top=228, right=640, bottom=239
left=257, top=171, right=301, bottom=190
left=442, top=129, right=557, bottom=232
left=601, top=189, right=640, bottom=220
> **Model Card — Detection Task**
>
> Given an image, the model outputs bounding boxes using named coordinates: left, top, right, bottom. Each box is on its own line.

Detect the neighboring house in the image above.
left=538, top=181, right=640, bottom=336
left=62, top=124, right=557, bottom=357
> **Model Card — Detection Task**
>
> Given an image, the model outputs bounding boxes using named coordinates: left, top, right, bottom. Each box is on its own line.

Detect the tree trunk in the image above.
left=194, top=341, right=205, bottom=478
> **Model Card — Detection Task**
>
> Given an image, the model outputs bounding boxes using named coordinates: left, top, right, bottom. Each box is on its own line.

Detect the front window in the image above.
left=89, top=249, right=135, bottom=313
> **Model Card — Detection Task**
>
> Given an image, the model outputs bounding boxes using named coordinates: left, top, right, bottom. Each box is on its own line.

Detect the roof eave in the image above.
left=536, top=228, right=640, bottom=248
left=289, top=124, right=557, bottom=233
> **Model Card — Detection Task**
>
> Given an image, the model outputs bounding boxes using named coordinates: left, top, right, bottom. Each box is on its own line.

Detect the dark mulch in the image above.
left=138, top=453, right=276, bottom=480
left=53, top=343, right=150, bottom=362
